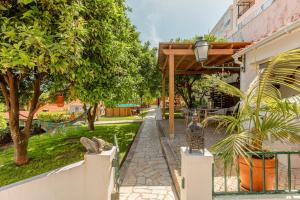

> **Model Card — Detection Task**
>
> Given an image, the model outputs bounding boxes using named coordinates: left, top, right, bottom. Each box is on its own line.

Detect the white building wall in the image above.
left=240, top=25, right=300, bottom=92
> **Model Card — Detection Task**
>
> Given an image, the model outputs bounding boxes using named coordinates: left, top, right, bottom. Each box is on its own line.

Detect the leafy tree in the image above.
left=135, top=41, right=160, bottom=106
left=174, top=75, right=199, bottom=109
left=73, top=0, right=141, bottom=130
left=0, top=0, right=85, bottom=165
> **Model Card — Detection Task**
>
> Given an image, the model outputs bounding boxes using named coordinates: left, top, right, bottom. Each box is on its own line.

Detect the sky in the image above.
left=126, top=0, right=233, bottom=47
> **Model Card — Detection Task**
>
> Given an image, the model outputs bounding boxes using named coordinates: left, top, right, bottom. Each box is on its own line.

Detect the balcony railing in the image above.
left=212, top=151, right=300, bottom=195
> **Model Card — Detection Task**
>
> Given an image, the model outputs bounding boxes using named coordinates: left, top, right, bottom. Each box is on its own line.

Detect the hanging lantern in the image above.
left=193, top=37, right=209, bottom=62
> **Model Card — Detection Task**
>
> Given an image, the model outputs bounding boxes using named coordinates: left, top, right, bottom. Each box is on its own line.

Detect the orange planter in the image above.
left=56, top=95, right=64, bottom=107
left=239, top=156, right=275, bottom=191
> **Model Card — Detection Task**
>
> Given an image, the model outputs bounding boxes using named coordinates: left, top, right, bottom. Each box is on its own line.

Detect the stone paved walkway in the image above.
left=119, top=108, right=177, bottom=200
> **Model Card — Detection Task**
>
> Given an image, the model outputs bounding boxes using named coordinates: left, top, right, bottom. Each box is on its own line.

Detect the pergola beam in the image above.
left=186, top=60, right=196, bottom=70
left=176, top=70, right=239, bottom=75
left=175, top=45, right=192, bottom=69
left=162, top=49, right=234, bottom=56
left=205, top=55, right=221, bottom=66
left=162, top=56, right=168, bottom=71
left=162, top=72, right=166, bottom=119
left=175, top=55, right=186, bottom=69
left=214, top=56, right=234, bottom=66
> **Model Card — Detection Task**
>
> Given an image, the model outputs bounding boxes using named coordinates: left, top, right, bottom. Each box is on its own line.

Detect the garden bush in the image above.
left=0, top=128, right=11, bottom=145
left=37, top=111, right=70, bottom=123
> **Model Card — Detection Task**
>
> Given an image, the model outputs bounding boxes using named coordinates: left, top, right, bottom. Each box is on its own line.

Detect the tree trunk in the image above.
left=24, top=74, right=41, bottom=139
left=175, top=80, right=194, bottom=109
left=186, top=83, right=194, bottom=109
left=13, top=129, right=28, bottom=165
left=9, top=102, right=29, bottom=165
left=85, top=103, right=98, bottom=131
left=7, top=71, right=29, bottom=165
left=87, top=118, right=95, bottom=131
left=0, top=70, right=43, bottom=165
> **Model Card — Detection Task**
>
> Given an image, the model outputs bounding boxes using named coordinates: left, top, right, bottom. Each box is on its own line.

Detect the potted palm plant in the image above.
left=204, top=49, right=300, bottom=191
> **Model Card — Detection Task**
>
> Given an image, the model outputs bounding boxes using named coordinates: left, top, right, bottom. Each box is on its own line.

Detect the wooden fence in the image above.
left=105, top=107, right=132, bottom=117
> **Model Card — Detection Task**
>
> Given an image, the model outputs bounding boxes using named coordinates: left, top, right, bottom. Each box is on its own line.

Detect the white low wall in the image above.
left=180, top=147, right=214, bottom=200
left=0, top=147, right=116, bottom=200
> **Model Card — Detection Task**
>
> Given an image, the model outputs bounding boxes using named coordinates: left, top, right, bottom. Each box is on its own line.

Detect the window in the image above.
left=237, top=0, right=255, bottom=18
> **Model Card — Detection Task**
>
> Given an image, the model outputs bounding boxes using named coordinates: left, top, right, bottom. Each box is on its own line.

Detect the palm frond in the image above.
left=203, top=115, right=241, bottom=134
left=211, top=132, right=255, bottom=164
left=204, top=75, right=245, bottom=99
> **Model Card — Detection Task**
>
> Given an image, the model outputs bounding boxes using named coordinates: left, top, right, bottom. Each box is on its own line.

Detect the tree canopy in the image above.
left=71, top=0, right=148, bottom=130
left=0, top=0, right=85, bottom=165
left=0, top=0, right=161, bottom=164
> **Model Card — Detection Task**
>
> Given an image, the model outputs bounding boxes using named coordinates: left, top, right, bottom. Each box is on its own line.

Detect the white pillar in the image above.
left=84, top=147, right=116, bottom=200
left=180, top=147, right=214, bottom=200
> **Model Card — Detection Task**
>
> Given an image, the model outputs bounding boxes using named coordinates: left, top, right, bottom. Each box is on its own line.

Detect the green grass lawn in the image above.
left=0, top=123, right=140, bottom=187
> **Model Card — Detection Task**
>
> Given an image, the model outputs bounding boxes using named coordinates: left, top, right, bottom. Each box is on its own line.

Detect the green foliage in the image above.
left=0, top=0, right=149, bottom=163
left=170, top=34, right=227, bottom=43
left=0, top=114, right=7, bottom=129
left=0, top=0, right=87, bottom=158
left=164, top=112, right=185, bottom=119
left=0, top=103, right=6, bottom=112
left=0, top=128, right=9, bottom=142
left=134, top=42, right=160, bottom=104
left=0, top=103, right=7, bottom=130
left=204, top=49, right=300, bottom=164
left=73, top=0, right=144, bottom=111
left=37, top=111, right=70, bottom=123
left=0, top=123, right=140, bottom=187
left=138, top=109, right=149, bottom=119
left=0, top=1, right=85, bottom=73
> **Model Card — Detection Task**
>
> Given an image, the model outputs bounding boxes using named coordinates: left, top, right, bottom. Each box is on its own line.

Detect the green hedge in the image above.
left=164, top=112, right=185, bottom=119
left=37, top=111, right=70, bottom=122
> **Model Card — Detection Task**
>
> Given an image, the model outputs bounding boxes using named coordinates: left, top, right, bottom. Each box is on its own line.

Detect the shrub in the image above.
left=37, top=111, right=70, bottom=123
left=164, top=112, right=185, bottom=119
left=0, top=113, right=7, bottom=129
left=0, top=128, right=11, bottom=145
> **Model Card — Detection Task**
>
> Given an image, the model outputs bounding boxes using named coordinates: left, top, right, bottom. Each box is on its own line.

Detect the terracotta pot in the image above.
left=56, top=95, right=64, bottom=107
left=239, top=156, right=275, bottom=191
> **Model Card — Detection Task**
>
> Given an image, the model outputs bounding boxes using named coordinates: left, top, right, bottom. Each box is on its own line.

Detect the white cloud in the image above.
left=145, top=14, right=162, bottom=46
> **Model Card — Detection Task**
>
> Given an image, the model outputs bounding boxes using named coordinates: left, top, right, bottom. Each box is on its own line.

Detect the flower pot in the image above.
left=239, top=156, right=275, bottom=191
left=56, top=95, right=64, bottom=107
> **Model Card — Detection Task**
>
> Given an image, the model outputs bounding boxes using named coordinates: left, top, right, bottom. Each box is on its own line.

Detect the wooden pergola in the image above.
left=158, top=42, right=251, bottom=138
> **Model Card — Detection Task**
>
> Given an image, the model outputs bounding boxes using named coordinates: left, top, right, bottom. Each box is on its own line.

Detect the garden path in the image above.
left=119, top=107, right=177, bottom=200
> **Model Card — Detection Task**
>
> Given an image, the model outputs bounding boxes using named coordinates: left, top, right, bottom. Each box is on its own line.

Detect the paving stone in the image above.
left=119, top=108, right=176, bottom=200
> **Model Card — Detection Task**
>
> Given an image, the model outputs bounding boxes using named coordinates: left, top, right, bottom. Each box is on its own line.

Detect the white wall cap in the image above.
left=181, top=146, right=213, bottom=157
